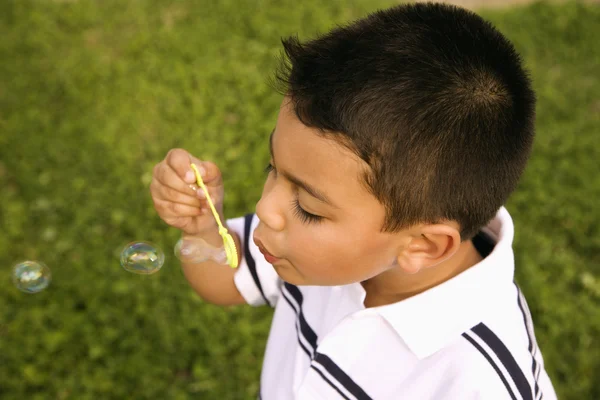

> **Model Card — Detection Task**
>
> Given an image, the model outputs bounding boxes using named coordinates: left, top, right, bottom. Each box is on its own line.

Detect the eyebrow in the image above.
left=269, top=129, right=338, bottom=209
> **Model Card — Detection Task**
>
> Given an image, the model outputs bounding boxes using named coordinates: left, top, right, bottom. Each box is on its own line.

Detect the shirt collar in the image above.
left=351, top=207, right=516, bottom=359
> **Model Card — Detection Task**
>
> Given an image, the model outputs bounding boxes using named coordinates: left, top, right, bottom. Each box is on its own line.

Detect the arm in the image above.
left=150, top=149, right=252, bottom=306
left=179, top=223, right=246, bottom=306
left=180, top=213, right=283, bottom=307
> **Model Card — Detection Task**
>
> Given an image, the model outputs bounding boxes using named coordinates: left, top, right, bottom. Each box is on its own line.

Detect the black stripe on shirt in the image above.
left=282, top=284, right=371, bottom=399
left=515, top=285, right=542, bottom=400
left=244, top=213, right=271, bottom=307
left=471, top=323, right=533, bottom=400
left=462, top=332, right=518, bottom=400
left=310, top=365, right=351, bottom=400
left=284, top=283, right=318, bottom=351
left=313, top=353, right=373, bottom=400
left=281, top=288, right=312, bottom=358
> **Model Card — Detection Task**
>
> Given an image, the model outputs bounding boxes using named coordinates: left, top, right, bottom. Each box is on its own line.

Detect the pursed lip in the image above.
left=253, top=238, right=281, bottom=261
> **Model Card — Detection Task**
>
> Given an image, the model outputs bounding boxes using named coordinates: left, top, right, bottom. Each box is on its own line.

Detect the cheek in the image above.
left=300, top=222, right=393, bottom=279
left=289, top=224, right=367, bottom=275
left=288, top=225, right=336, bottom=264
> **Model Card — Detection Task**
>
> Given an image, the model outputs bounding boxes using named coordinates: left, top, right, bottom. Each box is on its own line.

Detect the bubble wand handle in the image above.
left=190, top=163, right=238, bottom=268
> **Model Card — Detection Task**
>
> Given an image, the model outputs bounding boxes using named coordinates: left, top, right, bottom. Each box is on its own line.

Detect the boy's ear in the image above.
left=396, top=224, right=461, bottom=274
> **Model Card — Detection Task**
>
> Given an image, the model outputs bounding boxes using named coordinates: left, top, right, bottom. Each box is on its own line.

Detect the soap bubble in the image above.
left=174, top=236, right=227, bottom=265
left=12, top=261, right=52, bottom=293
left=120, top=241, right=165, bottom=275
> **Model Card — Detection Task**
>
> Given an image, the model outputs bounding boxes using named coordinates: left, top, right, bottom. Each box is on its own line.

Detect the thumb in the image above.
left=188, top=157, right=222, bottom=187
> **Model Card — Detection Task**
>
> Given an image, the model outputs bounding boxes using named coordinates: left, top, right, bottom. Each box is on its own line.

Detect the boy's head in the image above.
left=254, top=3, right=535, bottom=287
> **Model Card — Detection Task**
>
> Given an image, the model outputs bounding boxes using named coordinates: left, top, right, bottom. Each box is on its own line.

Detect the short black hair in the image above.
left=268, top=2, right=536, bottom=240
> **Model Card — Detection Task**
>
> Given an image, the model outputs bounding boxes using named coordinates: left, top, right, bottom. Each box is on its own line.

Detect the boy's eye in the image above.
left=291, top=199, right=324, bottom=225
left=265, top=163, right=276, bottom=175
left=265, top=162, right=323, bottom=225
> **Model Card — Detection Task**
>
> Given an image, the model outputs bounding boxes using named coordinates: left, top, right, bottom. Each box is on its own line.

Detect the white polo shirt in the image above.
left=227, top=207, right=557, bottom=400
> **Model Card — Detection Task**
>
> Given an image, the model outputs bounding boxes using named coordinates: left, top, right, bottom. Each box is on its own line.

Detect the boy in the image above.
left=150, top=2, right=557, bottom=399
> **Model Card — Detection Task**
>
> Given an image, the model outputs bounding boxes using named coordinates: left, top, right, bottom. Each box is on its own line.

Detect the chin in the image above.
left=276, top=268, right=336, bottom=287
left=273, top=264, right=305, bottom=285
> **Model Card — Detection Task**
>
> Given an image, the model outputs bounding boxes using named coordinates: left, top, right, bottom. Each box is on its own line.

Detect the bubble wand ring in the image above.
left=189, top=163, right=238, bottom=268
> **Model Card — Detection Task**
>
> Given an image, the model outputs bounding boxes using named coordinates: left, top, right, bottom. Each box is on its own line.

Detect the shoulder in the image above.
left=441, top=322, right=537, bottom=400
left=298, top=314, right=407, bottom=400
left=301, top=316, right=531, bottom=400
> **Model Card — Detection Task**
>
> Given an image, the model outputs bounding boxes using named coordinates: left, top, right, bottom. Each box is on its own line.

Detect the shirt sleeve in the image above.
left=227, top=213, right=282, bottom=307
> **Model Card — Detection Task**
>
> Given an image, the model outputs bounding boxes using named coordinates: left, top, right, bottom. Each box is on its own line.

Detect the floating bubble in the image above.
left=12, top=261, right=52, bottom=293
left=174, top=236, right=228, bottom=265
left=120, top=241, right=165, bottom=275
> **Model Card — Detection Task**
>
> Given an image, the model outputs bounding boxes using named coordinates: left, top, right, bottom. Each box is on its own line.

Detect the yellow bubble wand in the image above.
left=190, top=163, right=238, bottom=268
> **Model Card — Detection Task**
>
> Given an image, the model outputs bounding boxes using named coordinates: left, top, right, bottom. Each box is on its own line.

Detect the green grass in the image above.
left=0, top=0, right=598, bottom=399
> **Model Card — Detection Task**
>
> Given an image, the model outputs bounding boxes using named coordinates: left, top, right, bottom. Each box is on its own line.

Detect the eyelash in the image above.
left=264, top=163, right=324, bottom=225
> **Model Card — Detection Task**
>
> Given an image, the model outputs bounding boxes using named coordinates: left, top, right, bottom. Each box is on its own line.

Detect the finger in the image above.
left=152, top=197, right=203, bottom=218
left=194, top=182, right=222, bottom=203
left=165, top=149, right=222, bottom=187
left=191, top=159, right=223, bottom=187
left=160, top=214, right=195, bottom=232
left=153, top=163, right=200, bottom=198
left=151, top=178, right=219, bottom=212
left=151, top=179, right=203, bottom=208
left=165, top=148, right=203, bottom=184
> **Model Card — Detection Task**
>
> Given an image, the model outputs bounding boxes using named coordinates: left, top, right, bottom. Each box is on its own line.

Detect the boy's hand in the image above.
left=150, top=149, right=225, bottom=236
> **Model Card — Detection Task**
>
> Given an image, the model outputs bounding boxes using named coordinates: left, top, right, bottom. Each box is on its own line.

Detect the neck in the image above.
left=362, top=239, right=483, bottom=308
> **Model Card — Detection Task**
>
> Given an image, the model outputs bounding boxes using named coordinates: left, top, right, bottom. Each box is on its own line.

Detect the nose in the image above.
left=255, top=181, right=285, bottom=232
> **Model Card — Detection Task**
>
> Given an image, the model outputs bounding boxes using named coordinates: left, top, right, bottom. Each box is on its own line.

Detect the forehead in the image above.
left=272, top=99, right=372, bottom=209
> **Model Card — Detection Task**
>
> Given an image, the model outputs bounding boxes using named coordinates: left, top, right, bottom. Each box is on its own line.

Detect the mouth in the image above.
left=254, top=238, right=282, bottom=264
